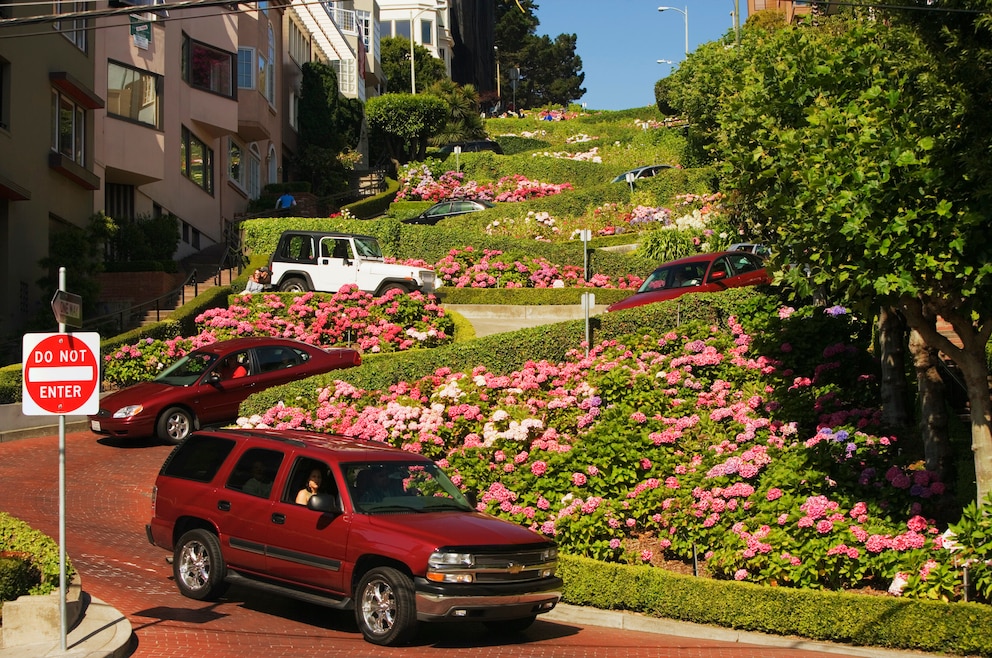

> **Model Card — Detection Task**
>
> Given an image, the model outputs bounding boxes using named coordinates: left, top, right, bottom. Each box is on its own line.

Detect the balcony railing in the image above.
left=323, top=4, right=358, bottom=35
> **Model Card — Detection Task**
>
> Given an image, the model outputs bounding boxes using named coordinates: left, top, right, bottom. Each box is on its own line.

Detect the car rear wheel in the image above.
left=157, top=407, right=194, bottom=445
left=355, top=567, right=417, bottom=646
left=483, top=615, right=537, bottom=635
left=279, top=277, right=309, bottom=292
left=174, top=529, right=228, bottom=600
left=378, top=283, right=408, bottom=297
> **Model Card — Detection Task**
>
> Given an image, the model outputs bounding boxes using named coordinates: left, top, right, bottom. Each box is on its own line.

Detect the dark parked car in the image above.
left=89, top=337, right=361, bottom=444
left=437, top=140, right=503, bottom=156
left=606, top=251, right=770, bottom=312
left=403, top=199, right=494, bottom=226
left=611, top=164, right=675, bottom=183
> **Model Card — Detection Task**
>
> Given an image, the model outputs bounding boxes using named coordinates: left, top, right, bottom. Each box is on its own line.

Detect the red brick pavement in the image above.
left=0, top=431, right=870, bottom=658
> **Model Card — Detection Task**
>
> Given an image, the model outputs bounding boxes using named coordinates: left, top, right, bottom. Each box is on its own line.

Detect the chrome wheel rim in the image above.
left=167, top=413, right=190, bottom=441
left=178, top=540, right=210, bottom=592
left=360, top=577, right=396, bottom=635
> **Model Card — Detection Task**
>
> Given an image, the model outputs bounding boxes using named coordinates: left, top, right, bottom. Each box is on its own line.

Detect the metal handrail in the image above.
left=79, top=268, right=200, bottom=335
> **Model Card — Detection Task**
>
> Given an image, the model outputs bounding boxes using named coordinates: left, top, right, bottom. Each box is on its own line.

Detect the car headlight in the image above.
left=112, top=404, right=144, bottom=419
left=427, top=551, right=475, bottom=583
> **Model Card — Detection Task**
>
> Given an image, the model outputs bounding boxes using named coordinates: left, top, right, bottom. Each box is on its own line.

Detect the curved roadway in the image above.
left=0, top=431, right=883, bottom=658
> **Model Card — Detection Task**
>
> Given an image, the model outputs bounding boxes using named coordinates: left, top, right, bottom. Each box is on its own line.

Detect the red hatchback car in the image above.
left=89, top=337, right=360, bottom=444
left=606, top=251, right=770, bottom=312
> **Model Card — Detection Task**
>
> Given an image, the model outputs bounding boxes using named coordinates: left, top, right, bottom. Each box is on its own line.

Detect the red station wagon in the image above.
left=607, top=250, right=770, bottom=312
left=89, top=337, right=360, bottom=444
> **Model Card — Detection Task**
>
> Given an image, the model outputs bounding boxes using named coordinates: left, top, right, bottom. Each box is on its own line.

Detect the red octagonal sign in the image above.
left=22, top=332, right=101, bottom=415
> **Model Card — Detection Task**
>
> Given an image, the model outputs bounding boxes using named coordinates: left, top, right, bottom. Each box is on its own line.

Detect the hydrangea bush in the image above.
left=235, top=307, right=986, bottom=603
left=102, top=288, right=453, bottom=387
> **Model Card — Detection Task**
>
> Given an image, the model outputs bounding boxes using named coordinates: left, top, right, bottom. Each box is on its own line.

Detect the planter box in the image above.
left=1, top=575, right=82, bottom=648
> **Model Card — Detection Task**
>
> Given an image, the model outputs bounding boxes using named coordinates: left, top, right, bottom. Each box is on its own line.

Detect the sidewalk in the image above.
left=0, top=592, right=132, bottom=658
left=0, top=402, right=89, bottom=443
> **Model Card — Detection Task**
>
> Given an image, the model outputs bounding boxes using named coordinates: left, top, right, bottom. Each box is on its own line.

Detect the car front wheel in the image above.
left=279, top=277, right=309, bottom=292
left=378, top=283, right=408, bottom=297
left=174, top=529, right=228, bottom=600
left=355, top=567, right=417, bottom=646
left=157, top=407, right=194, bottom=445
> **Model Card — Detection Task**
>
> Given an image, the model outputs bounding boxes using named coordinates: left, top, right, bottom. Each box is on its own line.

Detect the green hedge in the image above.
left=342, top=177, right=400, bottom=219
left=436, top=287, right=630, bottom=306
left=0, top=555, right=38, bottom=605
left=559, top=554, right=992, bottom=656
left=0, top=512, right=73, bottom=598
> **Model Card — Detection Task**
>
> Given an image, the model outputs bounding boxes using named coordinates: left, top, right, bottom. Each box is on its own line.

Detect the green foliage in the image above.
left=0, top=512, right=74, bottom=596
left=379, top=36, right=448, bottom=95
left=366, top=93, right=448, bottom=164
left=637, top=228, right=697, bottom=262
left=0, top=555, right=39, bottom=604
left=295, top=62, right=364, bottom=196
left=106, top=213, right=180, bottom=264
left=425, top=80, right=487, bottom=145
left=0, top=363, right=20, bottom=404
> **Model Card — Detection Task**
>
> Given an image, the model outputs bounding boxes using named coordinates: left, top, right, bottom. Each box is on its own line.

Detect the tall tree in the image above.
left=424, top=80, right=487, bottom=145
left=366, top=94, right=447, bottom=169
left=494, top=0, right=585, bottom=109
left=705, top=16, right=992, bottom=502
left=380, top=36, right=447, bottom=94
left=296, top=62, right=364, bottom=195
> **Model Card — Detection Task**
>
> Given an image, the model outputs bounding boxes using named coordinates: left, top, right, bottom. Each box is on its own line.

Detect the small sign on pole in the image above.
left=22, top=332, right=101, bottom=415
left=51, top=290, right=83, bottom=328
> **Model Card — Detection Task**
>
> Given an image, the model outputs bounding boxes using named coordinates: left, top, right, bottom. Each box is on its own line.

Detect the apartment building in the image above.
left=376, top=0, right=453, bottom=88
left=0, top=0, right=380, bottom=340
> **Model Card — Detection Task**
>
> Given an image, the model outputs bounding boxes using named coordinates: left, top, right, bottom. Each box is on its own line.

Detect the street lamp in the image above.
left=657, top=59, right=673, bottom=65
left=657, top=6, right=688, bottom=59
left=494, top=45, right=500, bottom=100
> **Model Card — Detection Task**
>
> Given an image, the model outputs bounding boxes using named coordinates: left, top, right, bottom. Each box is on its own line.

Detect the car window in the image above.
left=428, top=202, right=451, bottom=217
left=730, top=253, right=761, bottom=274
left=154, top=352, right=215, bottom=386
left=640, top=267, right=671, bottom=292
left=673, top=264, right=705, bottom=287
left=214, top=350, right=253, bottom=380
left=320, top=238, right=351, bottom=260
left=280, top=235, right=315, bottom=262
left=256, top=346, right=303, bottom=373
left=353, top=236, right=382, bottom=259
left=285, top=457, right=337, bottom=506
left=161, top=435, right=237, bottom=482
left=708, top=257, right=732, bottom=281
left=226, top=448, right=284, bottom=498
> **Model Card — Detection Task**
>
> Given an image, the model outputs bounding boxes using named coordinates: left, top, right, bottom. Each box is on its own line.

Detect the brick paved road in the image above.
left=0, top=431, right=871, bottom=658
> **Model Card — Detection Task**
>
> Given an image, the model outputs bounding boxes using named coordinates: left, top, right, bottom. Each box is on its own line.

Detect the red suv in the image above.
left=147, top=429, right=562, bottom=646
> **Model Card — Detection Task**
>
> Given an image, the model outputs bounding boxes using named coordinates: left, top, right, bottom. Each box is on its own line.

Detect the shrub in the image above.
left=0, top=512, right=73, bottom=596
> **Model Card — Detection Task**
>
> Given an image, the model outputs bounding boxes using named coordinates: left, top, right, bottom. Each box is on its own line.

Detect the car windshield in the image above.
left=353, top=237, right=383, bottom=259
left=345, top=461, right=474, bottom=514
left=637, top=267, right=671, bottom=293
left=153, top=352, right=217, bottom=386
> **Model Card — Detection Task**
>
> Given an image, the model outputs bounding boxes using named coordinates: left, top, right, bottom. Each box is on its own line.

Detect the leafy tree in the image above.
left=295, top=62, right=364, bottom=196
left=366, top=94, right=447, bottom=169
left=380, top=36, right=447, bottom=94
left=424, top=80, right=486, bottom=145
left=494, top=0, right=585, bottom=109
left=705, top=16, right=992, bottom=502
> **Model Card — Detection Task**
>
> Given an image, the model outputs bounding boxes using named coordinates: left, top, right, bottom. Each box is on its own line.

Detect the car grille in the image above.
left=471, top=549, right=556, bottom=583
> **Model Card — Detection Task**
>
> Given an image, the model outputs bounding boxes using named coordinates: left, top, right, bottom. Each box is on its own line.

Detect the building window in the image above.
left=54, top=0, right=87, bottom=51
left=289, top=91, right=299, bottom=131
left=228, top=138, right=244, bottom=189
left=267, top=144, right=277, bottom=185
left=51, top=88, right=85, bottom=165
left=182, top=34, right=234, bottom=98
left=393, top=19, right=410, bottom=40
left=265, top=25, right=275, bottom=103
left=180, top=125, right=213, bottom=194
left=420, top=18, right=432, bottom=46
left=107, top=61, right=161, bottom=128
left=105, top=183, right=135, bottom=221
left=248, top=144, right=261, bottom=199
left=356, top=10, right=371, bottom=51
left=289, top=20, right=309, bottom=66
left=0, top=56, right=9, bottom=130
left=237, top=48, right=255, bottom=89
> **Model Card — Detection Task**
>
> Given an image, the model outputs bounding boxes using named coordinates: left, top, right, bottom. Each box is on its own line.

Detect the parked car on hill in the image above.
left=148, top=428, right=562, bottom=646
left=268, top=230, right=436, bottom=296
left=611, top=164, right=675, bottom=183
left=403, top=199, right=494, bottom=225
left=606, top=251, right=770, bottom=312
left=89, top=337, right=360, bottom=444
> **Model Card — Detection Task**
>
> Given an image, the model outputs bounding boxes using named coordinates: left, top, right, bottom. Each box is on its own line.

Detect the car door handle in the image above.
left=218, top=500, right=231, bottom=511
left=271, top=513, right=286, bottom=525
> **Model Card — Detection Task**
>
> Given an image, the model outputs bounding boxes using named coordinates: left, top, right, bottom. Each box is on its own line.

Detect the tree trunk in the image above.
left=908, top=329, right=950, bottom=480
left=900, top=297, right=992, bottom=504
left=878, top=306, right=912, bottom=429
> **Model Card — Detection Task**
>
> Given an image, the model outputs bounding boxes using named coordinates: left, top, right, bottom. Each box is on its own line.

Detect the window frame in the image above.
left=51, top=88, right=86, bottom=166
left=180, top=125, right=214, bottom=194
left=237, top=47, right=256, bottom=90
left=107, top=60, right=162, bottom=129
left=182, top=33, right=235, bottom=98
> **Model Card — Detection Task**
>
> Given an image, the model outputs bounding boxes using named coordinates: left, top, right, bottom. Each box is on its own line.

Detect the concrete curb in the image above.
left=545, top=604, right=950, bottom=658
left=0, top=402, right=89, bottom=443
left=0, top=593, right=132, bottom=658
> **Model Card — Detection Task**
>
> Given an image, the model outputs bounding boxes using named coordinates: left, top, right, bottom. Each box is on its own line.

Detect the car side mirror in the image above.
left=711, top=270, right=727, bottom=281
left=207, top=373, right=222, bottom=385
left=308, top=493, right=342, bottom=514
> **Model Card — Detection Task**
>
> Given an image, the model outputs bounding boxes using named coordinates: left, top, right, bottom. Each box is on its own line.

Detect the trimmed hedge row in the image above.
left=0, top=512, right=73, bottom=598
left=0, top=555, right=38, bottom=606
left=559, top=554, right=992, bottom=656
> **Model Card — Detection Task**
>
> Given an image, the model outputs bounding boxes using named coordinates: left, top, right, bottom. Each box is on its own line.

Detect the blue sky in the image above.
left=533, top=0, right=748, bottom=111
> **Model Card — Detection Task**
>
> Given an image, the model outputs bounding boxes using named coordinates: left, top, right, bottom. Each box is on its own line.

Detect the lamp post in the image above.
left=494, top=45, right=500, bottom=101
left=657, top=6, right=688, bottom=59
left=409, top=10, right=417, bottom=93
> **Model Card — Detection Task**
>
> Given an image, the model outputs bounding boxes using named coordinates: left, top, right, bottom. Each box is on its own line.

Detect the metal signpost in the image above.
left=21, top=267, right=100, bottom=651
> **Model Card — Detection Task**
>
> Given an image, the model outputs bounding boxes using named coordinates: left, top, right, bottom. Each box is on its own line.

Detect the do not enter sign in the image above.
left=22, top=332, right=101, bottom=415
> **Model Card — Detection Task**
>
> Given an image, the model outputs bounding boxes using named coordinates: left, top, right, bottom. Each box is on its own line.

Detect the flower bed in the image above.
left=234, top=307, right=991, bottom=604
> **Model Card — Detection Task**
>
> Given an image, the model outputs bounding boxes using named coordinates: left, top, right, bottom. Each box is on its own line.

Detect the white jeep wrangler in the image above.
left=267, top=231, right=436, bottom=296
